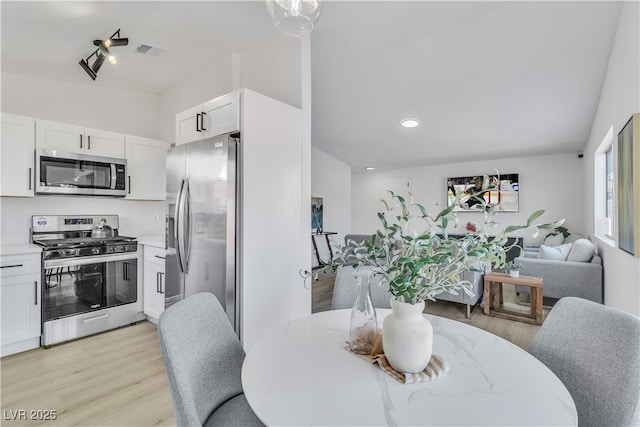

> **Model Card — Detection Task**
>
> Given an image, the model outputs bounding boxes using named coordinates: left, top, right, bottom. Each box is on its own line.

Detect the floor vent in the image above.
left=134, top=44, right=167, bottom=56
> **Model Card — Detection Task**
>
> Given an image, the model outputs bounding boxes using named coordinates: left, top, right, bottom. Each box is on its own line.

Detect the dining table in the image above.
left=241, top=309, right=578, bottom=426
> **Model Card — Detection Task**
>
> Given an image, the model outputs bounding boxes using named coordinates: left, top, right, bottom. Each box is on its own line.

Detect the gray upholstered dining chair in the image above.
left=528, top=297, right=640, bottom=427
left=157, top=292, right=263, bottom=427
left=331, top=265, right=392, bottom=310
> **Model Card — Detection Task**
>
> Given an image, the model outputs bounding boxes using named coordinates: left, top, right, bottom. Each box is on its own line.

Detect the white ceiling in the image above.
left=1, top=1, right=624, bottom=170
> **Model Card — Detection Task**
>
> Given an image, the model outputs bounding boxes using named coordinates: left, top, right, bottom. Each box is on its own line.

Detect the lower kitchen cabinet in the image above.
left=143, top=245, right=166, bottom=323
left=1, top=253, right=41, bottom=356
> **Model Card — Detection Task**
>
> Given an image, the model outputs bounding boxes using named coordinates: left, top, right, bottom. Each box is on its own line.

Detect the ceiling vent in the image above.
left=134, top=43, right=167, bottom=56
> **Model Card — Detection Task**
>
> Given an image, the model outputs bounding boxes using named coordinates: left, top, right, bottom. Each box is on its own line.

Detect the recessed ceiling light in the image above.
left=364, top=166, right=375, bottom=171
left=401, top=118, right=420, bottom=128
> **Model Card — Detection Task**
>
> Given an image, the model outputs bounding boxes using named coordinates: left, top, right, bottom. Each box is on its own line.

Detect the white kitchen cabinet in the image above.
left=1, top=113, right=35, bottom=197
left=125, top=136, right=169, bottom=200
left=175, top=91, right=240, bottom=145
left=0, top=253, right=41, bottom=356
left=36, top=119, right=125, bottom=158
left=143, top=245, right=166, bottom=323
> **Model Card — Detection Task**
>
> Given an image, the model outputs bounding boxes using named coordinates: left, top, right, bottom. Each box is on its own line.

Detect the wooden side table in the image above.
left=483, top=272, right=544, bottom=325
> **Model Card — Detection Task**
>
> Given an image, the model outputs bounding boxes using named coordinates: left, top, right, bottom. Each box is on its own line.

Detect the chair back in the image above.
left=331, top=265, right=391, bottom=310
left=157, top=293, right=245, bottom=426
left=529, top=297, right=640, bottom=427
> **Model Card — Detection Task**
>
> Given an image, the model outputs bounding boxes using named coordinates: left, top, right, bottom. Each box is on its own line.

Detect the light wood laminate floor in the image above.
left=1, top=321, right=175, bottom=426
left=2, top=273, right=545, bottom=426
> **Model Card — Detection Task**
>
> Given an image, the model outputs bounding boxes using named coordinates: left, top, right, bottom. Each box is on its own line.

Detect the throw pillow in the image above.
left=566, top=238, right=595, bottom=262
left=564, top=233, right=585, bottom=245
left=543, top=233, right=565, bottom=247
left=538, top=243, right=572, bottom=261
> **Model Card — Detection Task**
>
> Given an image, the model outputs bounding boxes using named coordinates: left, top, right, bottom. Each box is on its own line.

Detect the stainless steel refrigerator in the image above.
left=165, top=133, right=239, bottom=332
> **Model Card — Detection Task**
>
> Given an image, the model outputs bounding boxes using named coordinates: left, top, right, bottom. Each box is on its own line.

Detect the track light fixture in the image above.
left=79, top=29, right=128, bottom=80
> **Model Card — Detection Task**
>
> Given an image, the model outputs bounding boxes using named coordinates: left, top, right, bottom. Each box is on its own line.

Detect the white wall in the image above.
left=1, top=197, right=164, bottom=244
left=351, top=153, right=584, bottom=247
left=583, top=1, right=640, bottom=315
left=1, top=73, right=161, bottom=139
left=311, top=147, right=351, bottom=248
left=0, top=72, right=166, bottom=244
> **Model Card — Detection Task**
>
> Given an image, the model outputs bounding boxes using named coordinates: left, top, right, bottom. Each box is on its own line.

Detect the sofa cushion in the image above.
left=564, top=233, right=585, bottom=245
left=566, top=238, right=595, bottom=262
left=538, top=243, right=572, bottom=261
left=543, top=233, right=565, bottom=247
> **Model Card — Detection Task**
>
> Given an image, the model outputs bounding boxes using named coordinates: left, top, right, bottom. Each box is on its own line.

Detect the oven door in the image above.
left=43, top=253, right=137, bottom=322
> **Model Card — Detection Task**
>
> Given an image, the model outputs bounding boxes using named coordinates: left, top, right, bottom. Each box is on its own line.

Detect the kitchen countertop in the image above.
left=137, top=235, right=165, bottom=249
left=0, top=243, right=43, bottom=256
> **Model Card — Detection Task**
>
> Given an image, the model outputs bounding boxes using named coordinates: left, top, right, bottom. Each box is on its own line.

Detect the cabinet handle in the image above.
left=196, top=113, right=202, bottom=132
left=88, top=135, right=91, bottom=150
left=154, top=255, right=166, bottom=260
left=0, top=264, right=23, bottom=269
left=80, top=134, right=83, bottom=149
left=128, top=176, right=131, bottom=194
left=201, top=112, right=207, bottom=131
left=156, top=271, right=160, bottom=293
left=28, top=167, right=32, bottom=190
left=34, top=281, right=38, bottom=305
left=123, top=262, right=129, bottom=281
left=160, top=272, right=165, bottom=294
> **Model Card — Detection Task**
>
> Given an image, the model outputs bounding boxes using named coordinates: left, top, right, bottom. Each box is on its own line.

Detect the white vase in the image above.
left=382, top=298, right=433, bottom=374
left=509, top=270, right=520, bottom=278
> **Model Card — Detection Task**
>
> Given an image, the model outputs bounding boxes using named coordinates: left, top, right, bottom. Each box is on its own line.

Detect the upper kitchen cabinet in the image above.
left=36, top=119, right=125, bottom=158
left=125, top=136, right=169, bottom=200
left=175, top=91, right=240, bottom=145
left=1, top=113, right=35, bottom=197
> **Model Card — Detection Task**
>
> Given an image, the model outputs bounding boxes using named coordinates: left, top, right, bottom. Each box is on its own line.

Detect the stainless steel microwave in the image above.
left=35, top=149, right=127, bottom=197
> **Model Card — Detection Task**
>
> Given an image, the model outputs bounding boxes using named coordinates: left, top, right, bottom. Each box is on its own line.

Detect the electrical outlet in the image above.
left=154, top=213, right=160, bottom=222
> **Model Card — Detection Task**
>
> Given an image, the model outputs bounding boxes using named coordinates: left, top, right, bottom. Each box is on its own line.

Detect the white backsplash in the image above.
left=1, top=196, right=166, bottom=244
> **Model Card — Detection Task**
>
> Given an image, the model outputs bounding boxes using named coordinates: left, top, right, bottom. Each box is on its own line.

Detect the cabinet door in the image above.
left=143, top=247, right=166, bottom=323
left=85, top=127, right=125, bottom=158
left=202, top=91, right=240, bottom=138
left=1, top=113, right=35, bottom=197
left=175, top=105, right=204, bottom=146
left=35, top=119, right=85, bottom=154
left=125, top=136, right=168, bottom=200
left=0, top=274, right=41, bottom=349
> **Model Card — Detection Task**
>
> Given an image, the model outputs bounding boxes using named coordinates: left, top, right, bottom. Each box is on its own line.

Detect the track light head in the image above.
left=92, top=53, right=106, bottom=74
left=79, top=58, right=97, bottom=80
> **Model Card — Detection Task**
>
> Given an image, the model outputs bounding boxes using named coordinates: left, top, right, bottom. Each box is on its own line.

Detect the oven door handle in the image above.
left=44, top=253, right=137, bottom=269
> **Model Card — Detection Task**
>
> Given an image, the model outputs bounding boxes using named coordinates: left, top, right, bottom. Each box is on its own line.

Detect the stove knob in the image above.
left=92, top=247, right=101, bottom=255
left=57, top=249, right=67, bottom=257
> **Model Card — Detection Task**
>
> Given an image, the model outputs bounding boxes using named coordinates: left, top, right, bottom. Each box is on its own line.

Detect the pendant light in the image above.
left=266, top=0, right=321, bottom=37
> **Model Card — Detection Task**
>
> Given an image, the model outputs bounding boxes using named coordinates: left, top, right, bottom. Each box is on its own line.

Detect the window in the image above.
left=605, top=146, right=614, bottom=237
left=594, top=126, right=615, bottom=241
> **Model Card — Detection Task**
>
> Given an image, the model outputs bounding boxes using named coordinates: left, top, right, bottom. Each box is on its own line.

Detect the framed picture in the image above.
left=617, top=113, right=640, bottom=257
left=447, top=173, right=519, bottom=212
left=311, top=197, right=323, bottom=232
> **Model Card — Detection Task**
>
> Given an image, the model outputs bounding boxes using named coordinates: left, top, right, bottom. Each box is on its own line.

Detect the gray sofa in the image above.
left=515, top=251, right=603, bottom=304
left=339, top=234, right=484, bottom=317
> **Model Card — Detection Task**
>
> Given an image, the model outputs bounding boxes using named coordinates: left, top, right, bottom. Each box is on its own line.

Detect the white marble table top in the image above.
left=241, top=309, right=577, bottom=426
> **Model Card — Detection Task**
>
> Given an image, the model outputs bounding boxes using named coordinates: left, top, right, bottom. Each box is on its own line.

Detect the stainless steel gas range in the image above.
left=31, top=215, right=138, bottom=346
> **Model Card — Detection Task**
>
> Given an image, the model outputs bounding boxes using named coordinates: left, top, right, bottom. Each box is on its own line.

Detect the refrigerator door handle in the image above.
left=175, top=179, right=186, bottom=273
left=182, top=179, right=192, bottom=273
